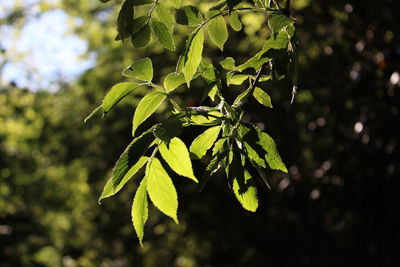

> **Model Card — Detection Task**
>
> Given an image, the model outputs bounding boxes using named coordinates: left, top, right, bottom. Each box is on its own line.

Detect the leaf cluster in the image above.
left=89, top=0, right=298, bottom=244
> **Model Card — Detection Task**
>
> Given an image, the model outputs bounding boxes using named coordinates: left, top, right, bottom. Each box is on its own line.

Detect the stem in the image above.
left=283, top=0, right=291, bottom=16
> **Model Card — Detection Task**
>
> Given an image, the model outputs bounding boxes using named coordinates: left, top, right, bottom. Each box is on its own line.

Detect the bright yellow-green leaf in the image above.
left=132, top=177, right=149, bottom=246
left=227, top=74, right=249, bottom=85
left=132, top=91, right=166, bottom=136
left=253, top=87, right=273, bottom=108
left=159, top=137, right=198, bottom=182
left=150, top=18, right=176, bottom=50
left=155, top=3, right=175, bottom=33
left=183, top=28, right=204, bottom=86
left=233, top=169, right=258, bottom=212
left=207, top=11, right=228, bottom=51
left=163, top=72, right=185, bottom=92
left=122, top=58, right=153, bottom=82
left=229, top=11, right=242, bottom=31
left=99, top=156, right=148, bottom=201
left=208, top=84, right=218, bottom=101
left=146, top=158, right=179, bottom=223
left=220, top=57, right=235, bottom=70
left=190, top=126, right=221, bottom=159
left=169, top=0, right=181, bottom=8
left=257, top=129, right=288, bottom=173
left=102, top=82, right=141, bottom=114
left=190, top=110, right=222, bottom=125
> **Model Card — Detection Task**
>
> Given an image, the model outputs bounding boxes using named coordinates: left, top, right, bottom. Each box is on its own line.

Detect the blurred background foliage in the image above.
left=1, top=0, right=399, bottom=266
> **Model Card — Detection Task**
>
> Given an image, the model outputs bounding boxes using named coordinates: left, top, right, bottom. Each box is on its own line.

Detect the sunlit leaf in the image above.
left=253, top=87, right=273, bottom=108
left=229, top=11, right=242, bottom=31
left=99, top=130, right=154, bottom=202
left=183, top=28, right=204, bottom=86
left=190, top=126, right=221, bottom=159
left=155, top=3, right=175, bottom=33
left=100, top=156, right=148, bottom=201
left=256, top=128, right=288, bottom=172
left=232, top=161, right=258, bottom=212
left=146, top=158, right=179, bottom=223
left=159, top=137, right=198, bottom=182
left=227, top=73, right=248, bottom=85
left=102, top=82, right=141, bottom=114
left=132, top=91, right=166, bottom=136
left=122, top=58, right=153, bottom=82
left=150, top=18, right=176, bottom=50
left=163, top=72, right=185, bottom=92
left=220, top=57, right=236, bottom=70
left=132, top=177, right=148, bottom=246
left=207, top=10, right=228, bottom=51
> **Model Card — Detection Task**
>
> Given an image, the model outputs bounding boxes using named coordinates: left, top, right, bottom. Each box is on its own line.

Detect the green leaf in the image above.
left=183, top=28, right=204, bottom=86
left=229, top=11, right=242, bottom=31
left=117, top=0, right=135, bottom=41
left=190, top=126, right=221, bottom=160
left=260, top=30, right=289, bottom=55
left=122, top=58, right=153, bottom=82
left=150, top=18, right=176, bottom=50
left=131, top=16, right=148, bottom=35
left=212, top=138, right=227, bottom=156
left=131, top=177, right=149, bottom=246
left=169, top=0, right=181, bottom=8
left=233, top=88, right=251, bottom=108
left=227, top=73, right=248, bottom=85
left=131, top=23, right=151, bottom=48
left=232, top=164, right=258, bottom=212
left=236, top=51, right=269, bottom=72
left=237, top=124, right=266, bottom=168
left=102, top=82, right=141, bottom=114
left=187, top=109, right=222, bottom=125
left=99, top=130, right=154, bottom=202
left=132, top=91, right=166, bottom=136
left=159, top=137, right=198, bottom=183
left=155, top=3, right=175, bottom=33
left=253, top=87, right=273, bottom=108
left=153, top=116, right=183, bottom=145
left=208, top=84, right=218, bottom=101
left=220, top=57, right=236, bottom=70
left=256, top=128, right=288, bottom=172
left=163, top=72, right=185, bottom=92
left=100, top=156, right=148, bottom=201
left=176, top=5, right=202, bottom=26
left=132, top=0, right=153, bottom=5
left=199, top=59, right=218, bottom=83
left=146, top=158, right=179, bottom=223
left=268, top=11, right=295, bottom=34
left=207, top=10, right=228, bottom=51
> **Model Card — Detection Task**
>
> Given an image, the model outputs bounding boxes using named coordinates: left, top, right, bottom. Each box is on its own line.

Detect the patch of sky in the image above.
left=0, top=1, right=96, bottom=91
